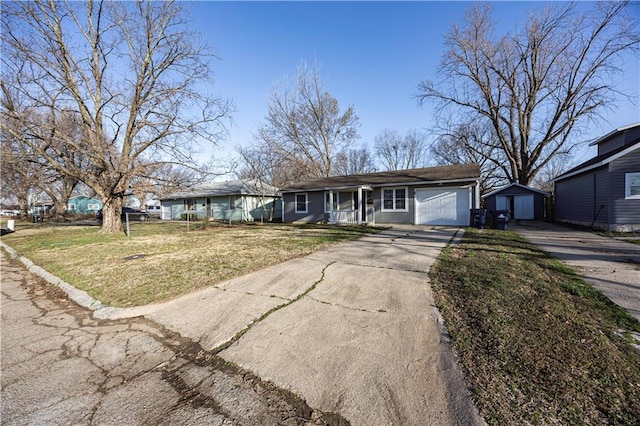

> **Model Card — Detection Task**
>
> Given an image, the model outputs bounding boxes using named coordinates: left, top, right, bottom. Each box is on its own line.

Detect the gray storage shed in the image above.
left=482, top=183, right=549, bottom=220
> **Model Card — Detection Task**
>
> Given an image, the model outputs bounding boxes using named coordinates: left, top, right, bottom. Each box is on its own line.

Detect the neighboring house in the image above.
left=280, top=163, right=481, bottom=226
left=554, top=123, right=640, bottom=231
left=482, top=183, right=549, bottom=220
left=67, top=195, right=103, bottom=214
left=159, top=179, right=282, bottom=222
left=144, top=199, right=161, bottom=216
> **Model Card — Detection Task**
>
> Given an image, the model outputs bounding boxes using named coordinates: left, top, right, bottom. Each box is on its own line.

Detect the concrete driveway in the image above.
left=513, top=221, right=640, bottom=321
left=95, top=226, right=483, bottom=425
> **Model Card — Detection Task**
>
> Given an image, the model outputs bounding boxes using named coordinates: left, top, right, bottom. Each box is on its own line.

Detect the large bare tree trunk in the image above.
left=100, top=198, right=124, bottom=234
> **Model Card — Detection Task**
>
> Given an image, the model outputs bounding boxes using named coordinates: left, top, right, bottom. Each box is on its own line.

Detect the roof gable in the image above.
left=281, top=163, right=481, bottom=192
left=482, top=183, right=549, bottom=199
left=160, top=179, right=278, bottom=200
left=554, top=140, right=640, bottom=182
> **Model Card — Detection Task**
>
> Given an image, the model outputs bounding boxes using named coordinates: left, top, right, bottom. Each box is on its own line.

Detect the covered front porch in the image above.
left=325, top=185, right=374, bottom=225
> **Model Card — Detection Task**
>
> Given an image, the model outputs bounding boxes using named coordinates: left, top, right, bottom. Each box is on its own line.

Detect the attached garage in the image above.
left=415, top=187, right=471, bottom=226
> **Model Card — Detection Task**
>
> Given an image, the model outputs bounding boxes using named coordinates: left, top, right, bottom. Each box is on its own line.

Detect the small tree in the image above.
left=374, top=129, right=429, bottom=171
left=418, top=2, right=639, bottom=185
left=334, top=145, right=376, bottom=175
left=253, top=61, right=360, bottom=184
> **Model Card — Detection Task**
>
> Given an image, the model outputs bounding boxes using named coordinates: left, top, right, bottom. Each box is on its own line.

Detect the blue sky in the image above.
left=187, top=1, right=640, bottom=167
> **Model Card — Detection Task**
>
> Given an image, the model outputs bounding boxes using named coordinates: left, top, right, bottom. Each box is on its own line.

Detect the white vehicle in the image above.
left=0, top=210, right=20, bottom=217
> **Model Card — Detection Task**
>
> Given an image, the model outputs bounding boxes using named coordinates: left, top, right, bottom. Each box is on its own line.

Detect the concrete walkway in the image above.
left=94, top=226, right=483, bottom=425
left=512, top=221, right=640, bottom=321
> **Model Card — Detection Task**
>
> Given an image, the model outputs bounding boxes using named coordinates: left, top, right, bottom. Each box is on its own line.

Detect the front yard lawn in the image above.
left=430, top=228, right=640, bottom=425
left=1, top=221, right=379, bottom=307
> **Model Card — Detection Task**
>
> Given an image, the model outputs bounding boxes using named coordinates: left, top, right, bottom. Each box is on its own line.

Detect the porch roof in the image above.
left=280, top=163, right=481, bottom=193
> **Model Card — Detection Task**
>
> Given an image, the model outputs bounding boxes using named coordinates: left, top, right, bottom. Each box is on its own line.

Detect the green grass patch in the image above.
left=430, top=228, right=640, bottom=425
left=1, top=221, right=379, bottom=307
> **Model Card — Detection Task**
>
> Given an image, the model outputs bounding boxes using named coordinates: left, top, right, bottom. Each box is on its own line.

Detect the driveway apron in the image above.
left=218, top=226, right=481, bottom=425
left=513, top=221, right=640, bottom=321
left=99, top=226, right=482, bottom=425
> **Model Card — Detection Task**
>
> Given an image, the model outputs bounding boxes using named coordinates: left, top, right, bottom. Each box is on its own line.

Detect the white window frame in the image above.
left=381, top=187, right=409, bottom=212
left=295, top=193, right=308, bottom=213
left=87, top=203, right=100, bottom=211
left=324, top=191, right=340, bottom=213
left=68, top=203, right=76, bottom=211
left=625, top=172, right=640, bottom=199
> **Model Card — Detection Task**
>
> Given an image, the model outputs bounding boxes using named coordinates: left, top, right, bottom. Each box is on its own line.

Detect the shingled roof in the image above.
left=160, top=179, right=278, bottom=200
left=281, top=163, right=481, bottom=192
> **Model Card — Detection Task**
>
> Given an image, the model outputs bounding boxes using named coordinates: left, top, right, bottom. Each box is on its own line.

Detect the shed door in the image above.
left=415, top=188, right=469, bottom=226
left=514, top=195, right=534, bottom=219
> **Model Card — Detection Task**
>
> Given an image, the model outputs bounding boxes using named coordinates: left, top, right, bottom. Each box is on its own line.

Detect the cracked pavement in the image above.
left=0, top=251, right=346, bottom=425
left=90, top=226, right=483, bottom=425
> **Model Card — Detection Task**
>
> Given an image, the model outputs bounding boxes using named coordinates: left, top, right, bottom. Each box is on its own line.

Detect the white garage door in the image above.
left=415, top=188, right=470, bottom=226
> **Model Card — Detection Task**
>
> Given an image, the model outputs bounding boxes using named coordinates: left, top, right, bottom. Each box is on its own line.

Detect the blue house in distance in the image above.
left=66, top=195, right=103, bottom=214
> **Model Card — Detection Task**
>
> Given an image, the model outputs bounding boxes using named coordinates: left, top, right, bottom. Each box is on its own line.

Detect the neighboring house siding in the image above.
left=555, top=173, right=596, bottom=223
left=598, top=127, right=640, bottom=155
left=609, top=149, right=640, bottom=226
left=593, top=170, right=609, bottom=227
left=67, top=197, right=103, bottom=214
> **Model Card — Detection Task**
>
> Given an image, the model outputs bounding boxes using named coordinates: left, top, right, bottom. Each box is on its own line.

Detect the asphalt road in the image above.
left=0, top=251, right=346, bottom=425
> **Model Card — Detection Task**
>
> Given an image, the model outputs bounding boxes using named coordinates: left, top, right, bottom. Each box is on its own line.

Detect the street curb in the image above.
left=1, top=241, right=107, bottom=312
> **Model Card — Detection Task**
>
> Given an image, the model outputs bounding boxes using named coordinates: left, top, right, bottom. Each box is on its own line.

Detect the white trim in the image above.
left=381, top=187, right=409, bottom=212
left=280, top=179, right=478, bottom=193
left=625, top=172, right=640, bottom=199
left=294, top=192, right=308, bottom=213
left=588, top=122, right=640, bottom=146
left=554, top=142, right=639, bottom=182
left=482, top=182, right=549, bottom=198
left=324, top=191, right=339, bottom=213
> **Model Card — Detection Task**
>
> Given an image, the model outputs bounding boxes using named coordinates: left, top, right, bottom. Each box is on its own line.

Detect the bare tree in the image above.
left=374, top=129, right=429, bottom=171
left=531, top=153, right=576, bottom=194
left=0, top=132, right=39, bottom=217
left=1, top=0, right=232, bottom=233
left=418, top=2, right=639, bottom=185
left=334, top=145, right=376, bottom=175
left=430, top=120, right=507, bottom=193
left=254, top=62, right=359, bottom=183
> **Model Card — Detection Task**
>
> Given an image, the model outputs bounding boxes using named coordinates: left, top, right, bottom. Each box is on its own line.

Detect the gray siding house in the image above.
left=554, top=123, right=640, bottom=231
left=482, top=183, right=549, bottom=220
left=160, top=180, right=282, bottom=222
left=281, top=164, right=481, bottom=226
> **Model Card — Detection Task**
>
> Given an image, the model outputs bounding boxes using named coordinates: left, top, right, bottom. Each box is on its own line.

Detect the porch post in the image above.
left=357, top=186, right=363, bottom=225
left=329, top=190, right=334, bottom=224
left=475, top=180, right=481, bottom=208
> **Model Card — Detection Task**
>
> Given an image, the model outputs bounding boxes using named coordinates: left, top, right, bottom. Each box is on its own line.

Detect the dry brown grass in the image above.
left=2, top=221, right=378, bottom=307
left=430, top=228, right=640, bottom=424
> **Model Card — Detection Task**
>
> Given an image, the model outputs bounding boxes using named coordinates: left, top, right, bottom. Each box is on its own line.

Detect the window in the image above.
left=625, top=173, right=640, bottom=199
left=381, top=187, right=408, bottom=211
left=324, top=192, right=339, bottom=213
left=68, top=203, right=76, bottom=211
left=295, top=193, right=308, bottom=213
left=87, top=203, right=100, bottom=211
